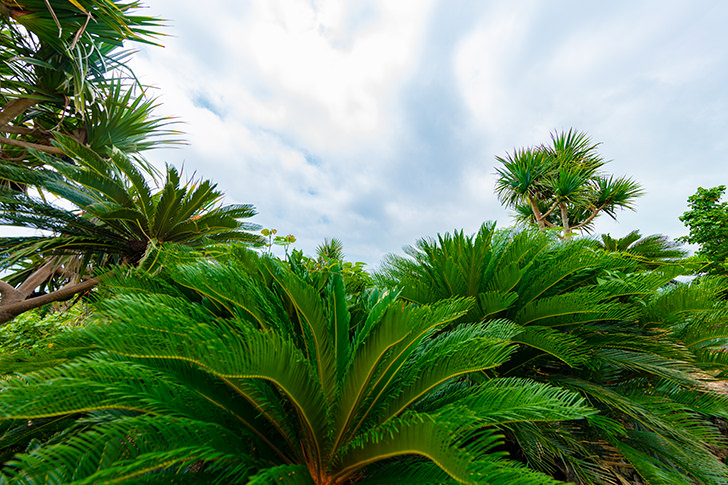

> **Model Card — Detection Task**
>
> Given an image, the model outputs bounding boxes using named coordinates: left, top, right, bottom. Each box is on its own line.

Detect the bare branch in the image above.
left=559, top=202, right=570, bottom=236
left=0, top=135, right=64, bottom=154
left=0, top=97, right=39, bottom=128
left=571, top=204, right=608, bottom=231
left=0, top=280, right=22, bottom=305
left=0, top=277, right=100, bottom=325
left=528, top=195, right=546, bottom=229
left=16, top=258, right=58, bottom=297
left=540, top=200, right=561, bottom=221
left=0, top=126, right=36, bottom=135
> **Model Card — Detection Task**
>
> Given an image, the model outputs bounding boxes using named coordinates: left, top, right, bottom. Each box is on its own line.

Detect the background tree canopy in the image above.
left=495, top=129, right=643, bottom=238
left=679, top=185, right=728, bottom=275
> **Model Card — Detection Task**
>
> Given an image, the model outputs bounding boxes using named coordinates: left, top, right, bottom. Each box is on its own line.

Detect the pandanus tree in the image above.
left=0, top=247, right=594, bottom=483
left=0, top=135, right=261, bottom=324
left=377, top=223, right=728, bottom=484
left=0, top=0, right=175, bottom=163
left=495, top=130, right=643, bottom=238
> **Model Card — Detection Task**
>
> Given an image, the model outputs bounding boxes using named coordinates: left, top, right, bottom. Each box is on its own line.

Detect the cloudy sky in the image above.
left=129, top=0, right=728, bottom=267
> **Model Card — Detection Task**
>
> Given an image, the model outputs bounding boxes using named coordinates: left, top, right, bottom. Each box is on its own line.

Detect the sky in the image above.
left=128, top=0, right=728, bottom=267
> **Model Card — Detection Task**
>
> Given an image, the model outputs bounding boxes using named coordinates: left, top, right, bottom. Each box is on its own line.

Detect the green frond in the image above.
left=335, top=412, right=491, bottom=484
left=494, top=148, right=554, bottom=207
left=265, top=265, right=338, bottom=408
left=359, top=460, right=457, bottom=484
left=377, top=223, right=728, bottom=481
left=514, top=292, right=636, bottom=327
left=335, top=298, right=472, bottom=446
left=92, top=292, right=330, bottom=444
left=595, top=348, right=704, bottom=387
left=1, top=415, right=254, bottom=484
left=614, top=429, right=728, bottom=485
left=85, top=80, right=183, bottom=153
left=162, top=258, right=271, bottom=321
left=511, top=326, right=587, bottom=367
left=433, top=377, right=595, bottom=426
left=612, top=439, right=694, bottom=485
left=559, top=377, right=724, bottom=448
left=375, top=322, right=517, bottom=422
left=653, top=381, right=728, bottom=419
left=593, top=175, right=645, bottom=213
left=247, top=464, right=314, bottom=485
left=327, top=271, right=351, bottom=386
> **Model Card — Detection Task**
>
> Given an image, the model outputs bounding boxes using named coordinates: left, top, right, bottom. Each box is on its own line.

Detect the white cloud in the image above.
left=120, top=0, right=728, bottom=264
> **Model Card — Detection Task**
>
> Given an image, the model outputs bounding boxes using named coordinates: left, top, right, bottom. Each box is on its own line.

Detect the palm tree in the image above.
left=495, top=130, right=643, bottom=238
left=0, top=0, right=174, bottom=162
left=0, top=135, right=261, bottom=323
left=316, top=237, right=345, bottom=262
left=0, top=247, right=593, bottom=483
left=377, top=223, right=728, bottom=484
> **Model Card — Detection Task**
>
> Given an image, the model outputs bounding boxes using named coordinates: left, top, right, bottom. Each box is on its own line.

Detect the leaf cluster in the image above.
left=494, top=130, right=643, bottom=235
left=1, top=0, right=179, bottom=165
left=378, top=223, right=728, bottom=483
left=678, top=185, right=728, bottom=275
left=0, top=135, right=261, bottom=286
left=0, top=247, right=595, bottom=484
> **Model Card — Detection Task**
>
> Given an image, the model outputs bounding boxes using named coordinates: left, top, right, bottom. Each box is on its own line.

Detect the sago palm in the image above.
left=593, top=230, right=687, bottom=270
left=0, top=246, right=594, bottom=483
left=377, top=223, right=728, bottom=484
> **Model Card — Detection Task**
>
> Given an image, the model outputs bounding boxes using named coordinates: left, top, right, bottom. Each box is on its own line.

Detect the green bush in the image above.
left=0, top=305, right=89, bottom=355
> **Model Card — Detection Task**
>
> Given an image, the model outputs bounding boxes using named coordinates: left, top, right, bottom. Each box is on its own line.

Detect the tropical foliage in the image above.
left=0, top=135, right=261, bottom=323
left=495, top=130, right=643, bottom=237
left=377, top=223, right=728, bottom=484
left=0, top=247, right=596, bottom=483
left=679, top=185, right=728, bottom=275
left=0, top=303, right=88, bottom=354
left=1, top=3, right=727, bottom=484
left=593, top=230, right=687, bottom=270
left=0, top=0, right=175, bottom=163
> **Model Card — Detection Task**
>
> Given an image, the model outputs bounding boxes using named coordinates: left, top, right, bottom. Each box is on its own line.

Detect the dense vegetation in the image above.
left=0, top=1, right=726, bottom=484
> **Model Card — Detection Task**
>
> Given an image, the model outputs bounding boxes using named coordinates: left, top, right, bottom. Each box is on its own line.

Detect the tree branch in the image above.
left=0, top=97, right=39, bottom=128
left=0, top=280, right=22, bottom=306
left=540, top=200, right=560, bottom=220
left=528, top=195, right=546, bottom=229
left=0, top=135, right=63, bottom=154
left=0, top=125, right=36, bottom=135
left=559, top=202, right=570, bottom=237
left=16, top=258, right=58, bottom=298
left=0, top=276, right=100, bottom=325
left=571, top=203, right=608, bottom=231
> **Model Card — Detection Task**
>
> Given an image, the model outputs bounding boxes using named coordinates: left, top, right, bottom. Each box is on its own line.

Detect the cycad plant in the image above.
left=0, top=246, right=594, bottom=483
left=593, top=230, right=687, bottom=270
left=0, top=135, right=261, bottom=323
left=377, top=223, right=728, bottom=484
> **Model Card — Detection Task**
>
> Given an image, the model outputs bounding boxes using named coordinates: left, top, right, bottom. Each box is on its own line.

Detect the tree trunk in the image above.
left=529, top=195, right=546, bottom=229
left=560, top=202, right=570, bottom=238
